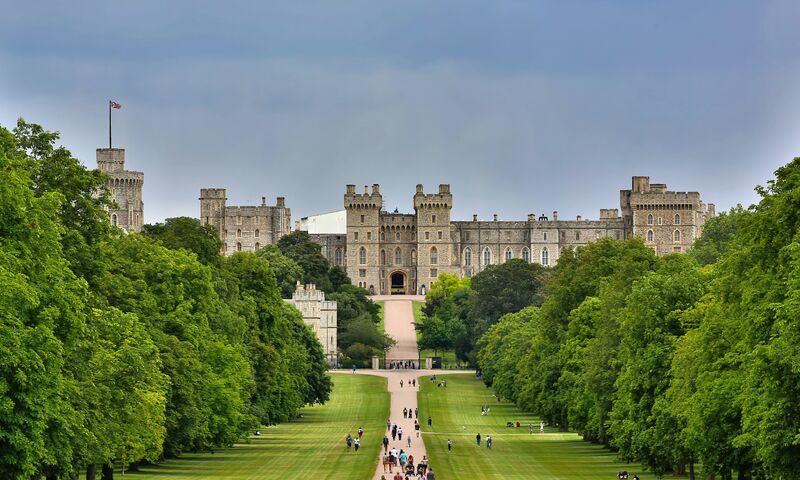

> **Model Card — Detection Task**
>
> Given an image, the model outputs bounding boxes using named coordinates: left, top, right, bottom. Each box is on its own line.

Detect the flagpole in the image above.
left=108, top=100, right=112, bottom=149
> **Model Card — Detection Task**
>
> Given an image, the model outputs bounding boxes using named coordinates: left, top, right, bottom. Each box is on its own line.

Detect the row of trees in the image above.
left=0, top=120, right=332, bottom=480
left=475, top=159, right=800, bottom=478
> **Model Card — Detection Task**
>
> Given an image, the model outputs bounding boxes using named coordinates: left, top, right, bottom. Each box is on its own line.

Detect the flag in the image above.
left=110, top=101, right=122, bottom=109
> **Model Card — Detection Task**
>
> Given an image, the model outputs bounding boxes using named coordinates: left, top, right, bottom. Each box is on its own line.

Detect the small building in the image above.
left=284, top=283, right=337, bottom=366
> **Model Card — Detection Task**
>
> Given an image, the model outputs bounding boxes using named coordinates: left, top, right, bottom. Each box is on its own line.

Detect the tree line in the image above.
left=0, top=120, right=334, bottom=480
left=471, top=159, right=800, bottom=478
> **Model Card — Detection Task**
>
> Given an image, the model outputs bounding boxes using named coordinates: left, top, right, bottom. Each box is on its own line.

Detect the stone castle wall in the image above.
left=97, top=148, right=144, bottom=233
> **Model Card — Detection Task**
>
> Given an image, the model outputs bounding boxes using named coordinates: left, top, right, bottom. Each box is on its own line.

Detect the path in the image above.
left=339, top=295, right=471, bottom=480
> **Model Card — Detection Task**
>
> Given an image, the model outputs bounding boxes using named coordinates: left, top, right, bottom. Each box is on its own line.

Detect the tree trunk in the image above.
left=86, top=464, right=97, bottom=480
left=101, top=463, right=114, bottom=480
left=689, top=461, right=695, bottom=480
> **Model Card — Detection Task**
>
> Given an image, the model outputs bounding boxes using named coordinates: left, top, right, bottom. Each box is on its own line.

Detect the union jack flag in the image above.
left=110, top=101, right=121, bottom=109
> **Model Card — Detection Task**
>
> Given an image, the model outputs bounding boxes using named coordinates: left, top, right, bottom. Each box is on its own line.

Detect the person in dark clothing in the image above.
left=427, top=416, right=432, bottom=427
left=476, top=433, right=481, bottom=447
left=383, top=435, right=390, bottom=453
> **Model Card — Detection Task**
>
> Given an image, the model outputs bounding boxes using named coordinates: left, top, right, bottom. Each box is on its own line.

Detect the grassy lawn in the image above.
left=128, top=373, right=388, bottom=480
left=375, top=300, right=385, bottom=332
left=418, top=374, right=655, bottom=480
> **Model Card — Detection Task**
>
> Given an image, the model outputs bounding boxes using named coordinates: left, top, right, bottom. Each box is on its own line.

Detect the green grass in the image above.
left=418, top=374, right=655, bottom=480
left=412, top=300, right=425, bottom=327
left=127, top=373, right=389, bottom=480
left=375, top=300, right=385, bottom=332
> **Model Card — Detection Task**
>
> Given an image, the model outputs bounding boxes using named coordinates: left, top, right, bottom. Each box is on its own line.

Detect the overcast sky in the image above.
left=2, top=1, right=799, bottom=224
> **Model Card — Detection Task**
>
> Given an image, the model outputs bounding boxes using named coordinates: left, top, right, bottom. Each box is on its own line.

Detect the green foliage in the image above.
left=277, top=231, right=334, bottom=292
left=255, top=244, right=304, bottom=297
left=688, top=206, right=747, bottom=266
left=142, top=216, right=223, bottom=265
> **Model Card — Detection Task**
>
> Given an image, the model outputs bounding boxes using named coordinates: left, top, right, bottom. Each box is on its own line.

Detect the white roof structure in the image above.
left=296, top=210, right=346, bottom=234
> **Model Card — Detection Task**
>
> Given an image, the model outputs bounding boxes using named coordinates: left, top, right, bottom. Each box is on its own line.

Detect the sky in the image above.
left=2, top=1, right=799, bottom=224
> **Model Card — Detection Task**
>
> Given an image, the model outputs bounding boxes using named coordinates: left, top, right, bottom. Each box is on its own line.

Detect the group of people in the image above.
left=475, top=433, right=493, bottom=448
left=389, top=360, right=416, bottom=369
left=403, top=407, right=418, bottom=419
left=345, top=427, right=365, bottom=452
left=399, top=378, right=417, bottom=388
left=381, top=448, right=432, bottom=479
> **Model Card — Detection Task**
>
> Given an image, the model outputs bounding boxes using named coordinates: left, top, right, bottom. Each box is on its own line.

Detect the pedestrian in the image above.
left=540, top=421, right=544, bottom=433
left=394, top=472, right=403, bottom=480
left=388, top=418, right=391, bottom=431
left=400, top=379, right=404, bottom=388
left=415, top=407, right=419, bottom=418
left=407, top=435, right=411, bottom=448
left=413, top=378, right=416, bottom=387
left=383, top=435, right=390, bottom=453
left=352, top=364, right=356, bottom=373
left=476, top=433, right=481, bottom=447
left=398, top=427, right=403, bottom=441
left=399, top=451, right=407, bottom=468
left=447, top=438, right=452, bottom=451
left=358, top=426, right=364, bottom=439
left=403, top=407, right=408, bottom=419
left=392, top=429, right=397, bottom=441
left=426, top=467, right=435, bottom=480
left=415, top=422, right=420, bottom=437
left=354, top=437, right=360, bottom=452
left=346, top=433, right=353, bottom=450
left=487, top=435, right=492, bottom=449
left=528, top=423, right=533, bottom=434
left=427, top=416, right=432, bottom=427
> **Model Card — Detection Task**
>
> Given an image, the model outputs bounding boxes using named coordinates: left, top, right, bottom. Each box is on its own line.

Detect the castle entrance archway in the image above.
left=390, top=271, right=406, bottom=295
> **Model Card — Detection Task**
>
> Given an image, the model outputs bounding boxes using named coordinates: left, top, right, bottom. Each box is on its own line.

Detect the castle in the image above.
left=284, top=283, right=338, bottom=366
left=97, top=148, right=144, bottom=233
left=299, top=177, right=714, bottom=295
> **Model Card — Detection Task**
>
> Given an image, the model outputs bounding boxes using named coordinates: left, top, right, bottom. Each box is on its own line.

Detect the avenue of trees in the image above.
left=0, top=120, right=332, bottom=480
left=472, top=160, right=800, bottom=479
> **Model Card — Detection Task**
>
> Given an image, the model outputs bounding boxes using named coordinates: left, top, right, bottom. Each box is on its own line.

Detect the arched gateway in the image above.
left=390, top=271, right=407, bottom=295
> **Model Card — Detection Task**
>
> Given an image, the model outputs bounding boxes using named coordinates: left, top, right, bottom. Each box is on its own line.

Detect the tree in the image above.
left=277, top=231, right=333, bottom=292
left=688, top=206, right=747, bottom=266
left=142, top=217, right=222, bottom=265
left=255, top=244, right=303, bottom=298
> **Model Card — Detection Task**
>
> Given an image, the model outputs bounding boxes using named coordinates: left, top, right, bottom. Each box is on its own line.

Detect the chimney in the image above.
left=577, top=215, right=582, bottom=221
left=472, top=214, right=478, bottom=221
left=364, top=185, right=369, bottom=194
left=416, top=184, right=424, bottom=194
left=261, top=196, right=266, bottom=206
left=346, top=184, right=356, bottom=194
left=553, top=210, right=559, bottom=221
left=372, top=183, right=380, bottom=194
left=528, top=214, right=535, bottom=222
left=439, top=184, right=450, bottom=194
left=493, top=214, right=498, bottom=222
left=276, top=197, right=285, bottom=207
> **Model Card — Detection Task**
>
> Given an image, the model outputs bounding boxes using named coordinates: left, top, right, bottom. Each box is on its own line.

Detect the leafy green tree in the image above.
left=255, top=244, right=304, bottom=298
left=277, top=231, right=333, bottom=292
left=477, top=307, right=539, bottom=402
left=142, top=217, right=222, bottom=265
left=688, top=206, right=747, bottom=266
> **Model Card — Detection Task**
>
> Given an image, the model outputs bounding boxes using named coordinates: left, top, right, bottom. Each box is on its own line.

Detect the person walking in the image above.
left=486, top=435, right=492, bottom=449
left=447, top=438, right=452, bottom=451
left=392, top=427, right=397, bottom=441
left=540, top=421, right=545, bottom=433
left=427, top=416, right=432, bottom=427
left=398, top=426, right=403, bottom=441
left=358, top=426, right=363, bottom=440
left=476, top=433, right=481, bottom=447
left=415, top=421, right=420, bottom=437
left=407, top=435, right=412, bottom=448
left=415, top=407, right=419, bottom=419
left=354, top=437, right=360, bottom=452
left=346, top=433, right=353, bottom=450
left=426, top=468, right=435, bottom=480
left=383, top=435, right=390, bottom=453
left=403, top=407, right=408, bottom=419
left=387, top=418, right=391, bottom=431
left=400, top=379, right=404, bottom=388
left=528, top=423, right=533, bottom=434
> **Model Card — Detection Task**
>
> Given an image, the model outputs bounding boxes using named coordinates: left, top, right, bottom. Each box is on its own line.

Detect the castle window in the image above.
left=354, top=232, right=359, bottom=241
left=464, top=247, right=472, bottom=266
left=576, top=231, right=581, bottom=241
left=411, top=249, right=417, bottom=265
left=541, top=247, right=549, bottom=266
left=367, top=232, right=372, bottom=240
left=430, top=268, right=438, bottom=278
left=381, top=232, right=385, bottom=241
left=359, top=269, right=366, bottom=277
left=255, top=242, right=260, bottom=250
left=255, top=229, right=260, bottom=238
left=395, top=248, right=402, bottom=265
left=432, top=214, right=436, bottom=223
left=438, top=231, right=443, bottom=240
left=505, top=247, right=513, bottom=261
left=237, top=242, right=242, bottom=252
left=111, top=213, right=117, bottom=227
left=465, top=231, right=470, bottom=241
left=543, top=232, right=548, bottom=241
left=522, top=248, right=530, bottom=263
left=380, top=249, right=386, bottom=265
left=674, top=214, right=681, bottom=225
left=430, top=247, right=438, bottom=265
left=483, top=248, right=492, bottom=266
left=465, top=269, right=472, bottom=278
left=237, top=229, right=242, bottom=238
left=674, top=246, right=682, bottom=252
left=647, top=214, right=653, bottom=225
left=658, top=217, right=663, bottom=225
left=360, top=215, right=365, bottom=224
left=335, top=249, right=343, bottom=266
left=237, top=215, right=242, bottom=225
left=425, top=232, right=430, bottom=240
left=647, top=230, right=654, bottom=242
left=674, top=230, right=681, bottom=242
left=359, top=247, right=367, bottom=265
left=396, top=232, right=400, bottom=241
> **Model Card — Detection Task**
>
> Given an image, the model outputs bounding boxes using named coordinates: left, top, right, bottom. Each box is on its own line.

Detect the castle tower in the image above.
left=344, top=184, right=382, bottom=293
left=200, top=188, right=227, bottom=248
left=414, top=184, right=453, bottom=295
left=97, top=148, right=144, bottom=232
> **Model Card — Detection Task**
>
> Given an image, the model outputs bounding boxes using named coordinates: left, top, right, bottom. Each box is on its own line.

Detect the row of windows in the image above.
left=348, top=246, right=552, bottom=267
left=646, top=230, right=682, bottom=242
left=233, top=242, right=261, bottom=252
left=354, top=230, right=446, bottom=241
left=647, top=214, right=682, bottom=225
left=464, top=246, right=548, bottom=266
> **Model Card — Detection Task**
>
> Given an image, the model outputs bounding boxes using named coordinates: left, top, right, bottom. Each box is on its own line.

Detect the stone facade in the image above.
left=284, top=283, right=338, bottom=365
left=312, top=176, right=713, bottom=295
left=199, top=189, right=291, bottom=255
left=97, top=148, right=144, bottom=233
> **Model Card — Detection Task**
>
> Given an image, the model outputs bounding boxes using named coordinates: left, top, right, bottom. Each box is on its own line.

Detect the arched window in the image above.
left=380, top=249, right=386, bottom=265
left=464, top=247, right=472, bottom=266
left=505, top=247, right=513, bottom=261
left=237, top=229, right=242, bottom=238
left=395, top=248, right=402, bottom=265
left=255, top=242, right=260, bottom=250
left=255, top=229, right=260, bottom=238
left=674, top=214, right=681, bottom=225
left=541, top=247, right=549, bottom=266
left=522, top=247, right=530, bottom=263
left=396, top=232, right=401, bottom=241
left=111, top=213, right=117, bottom=227
left=430, top=247, right=438, bottom=265
left=237, top=242, right=242, bottom=252
left=647, top=230, right=654, bottom=242
left=359, top=247, right=366, bottom=265
left=576, top=231, right=581, bottom=241
left=647, top=214, right=653, bottom=225
left=380, top=232, right=385, bottom=241
left=335, top=249, right=343, bottom=266
left=483, top=248, right=492, bottom=266
left=674, top=230, right=681, bottom=242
